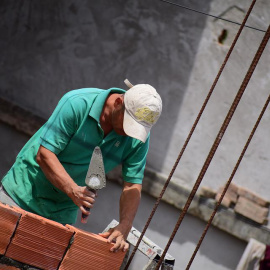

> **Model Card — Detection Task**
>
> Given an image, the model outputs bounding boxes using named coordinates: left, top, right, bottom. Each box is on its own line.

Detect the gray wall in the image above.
left=163, top=0, right=270, bottom=199
left=1, top=0, right=270, bottom=199
left=0, top=0, right=210, bottom=171
left=2, top=0, right=269, bottom=269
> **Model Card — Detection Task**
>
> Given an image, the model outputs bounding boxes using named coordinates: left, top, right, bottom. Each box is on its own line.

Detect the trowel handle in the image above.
left=81, top=188, right=96, bottom=224
left=81, top=210, right=90, bottom=224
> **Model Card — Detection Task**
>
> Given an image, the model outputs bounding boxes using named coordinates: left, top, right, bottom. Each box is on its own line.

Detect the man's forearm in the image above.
left=119, top=182, right=142, bottom=237
left=36, top=145, right=77, bottom=196
left=36, top=145, right=95, bottom=214
left=98, top=182, right=142, bottom=252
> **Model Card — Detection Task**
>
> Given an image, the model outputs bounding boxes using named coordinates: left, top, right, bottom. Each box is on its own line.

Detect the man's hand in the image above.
left=70, top=186, right=96, bottom=216
left=99, top=224, right=129, bottom=252
left=36, top=146, right=96, bottom=216
left=99, top=182, right=141, bottom=253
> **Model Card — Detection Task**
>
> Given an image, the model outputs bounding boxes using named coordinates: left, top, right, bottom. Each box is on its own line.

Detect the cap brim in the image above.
left=123, top=110, right=150, bottom=143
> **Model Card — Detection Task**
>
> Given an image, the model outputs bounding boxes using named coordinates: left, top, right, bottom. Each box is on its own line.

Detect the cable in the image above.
left=160, top=0, right=266, bottom=33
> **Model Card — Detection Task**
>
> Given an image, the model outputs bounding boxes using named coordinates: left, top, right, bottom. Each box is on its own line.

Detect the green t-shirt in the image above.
left=2, top=88, right=149, bottom=224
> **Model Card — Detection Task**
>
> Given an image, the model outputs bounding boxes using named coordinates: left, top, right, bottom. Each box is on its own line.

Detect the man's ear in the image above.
left=114, top=95, right=124, bottom=109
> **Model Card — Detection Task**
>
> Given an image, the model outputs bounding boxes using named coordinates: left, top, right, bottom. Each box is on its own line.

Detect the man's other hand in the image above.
left=99, top=224, right=129, bottom=252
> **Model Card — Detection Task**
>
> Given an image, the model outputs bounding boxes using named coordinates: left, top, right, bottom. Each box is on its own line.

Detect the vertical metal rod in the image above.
left=186, top=93, right=270, bottom=269
left=124, top=0, right=257, bottom=268
left=156, top=23, right=270, bottom=270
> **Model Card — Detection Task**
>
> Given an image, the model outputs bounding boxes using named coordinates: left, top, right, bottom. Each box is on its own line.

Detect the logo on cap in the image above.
left=135, top=107, right=160, bottom=125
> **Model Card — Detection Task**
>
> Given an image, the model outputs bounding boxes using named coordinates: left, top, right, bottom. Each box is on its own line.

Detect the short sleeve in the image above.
left=39, top=97, right=79, bottom=155
left=122, top=136, right=150, bottom=184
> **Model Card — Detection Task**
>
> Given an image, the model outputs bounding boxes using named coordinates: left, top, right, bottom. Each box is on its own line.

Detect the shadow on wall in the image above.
left=0, top=0, right=213, bottom=172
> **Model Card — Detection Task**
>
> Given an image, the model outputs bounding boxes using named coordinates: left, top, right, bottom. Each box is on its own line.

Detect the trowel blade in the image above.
left=85, top=146, right=106, bottom=190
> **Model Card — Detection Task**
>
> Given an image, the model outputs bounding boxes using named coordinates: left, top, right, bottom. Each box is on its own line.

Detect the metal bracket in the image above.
left=103, top=220, right=175, bottom=270
left=143, top=255, right=174, bottom=270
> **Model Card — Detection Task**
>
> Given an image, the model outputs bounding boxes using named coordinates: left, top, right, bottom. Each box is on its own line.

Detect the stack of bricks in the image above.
left=200, top=183, right=270, bottom=225
left=0, top=202, right=126, bottom=270
left=215, top=183, right=238, bottom=208
left=234, top=187, right=269, bottom=225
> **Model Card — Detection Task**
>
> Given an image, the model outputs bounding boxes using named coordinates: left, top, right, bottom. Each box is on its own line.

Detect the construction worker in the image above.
left=0, top=79, right=162, bottom=252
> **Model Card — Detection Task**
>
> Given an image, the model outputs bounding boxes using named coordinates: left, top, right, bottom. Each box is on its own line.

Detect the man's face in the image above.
left=112, top=101, right=127, bottom=136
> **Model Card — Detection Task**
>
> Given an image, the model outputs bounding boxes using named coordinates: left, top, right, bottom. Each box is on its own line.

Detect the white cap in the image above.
left=123, top=79, right=162, bottom=143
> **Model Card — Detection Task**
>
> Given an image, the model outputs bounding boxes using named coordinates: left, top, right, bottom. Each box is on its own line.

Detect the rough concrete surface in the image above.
left=0, top=0, right=269, bottom=199
left=164, top=0, right=270, bottom=199
left=0, top=0, right=210, bottom=175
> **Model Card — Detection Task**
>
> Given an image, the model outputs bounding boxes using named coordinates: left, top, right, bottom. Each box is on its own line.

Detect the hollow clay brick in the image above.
left=0, top=202, right=21, bottom=255
left=234, top=196, right=269, bottom=224
left=59, top=225, right=126, bottom=270
left=5, top=210, right=74, bottom=270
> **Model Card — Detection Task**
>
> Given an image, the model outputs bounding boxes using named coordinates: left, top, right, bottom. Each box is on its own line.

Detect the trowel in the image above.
left=81, top=146, right=106, bottom=223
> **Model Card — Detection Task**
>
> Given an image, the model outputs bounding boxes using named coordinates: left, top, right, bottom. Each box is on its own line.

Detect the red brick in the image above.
left=5, top=211, right=74, bottom=270
left=0, top=202, right=21, bottom=255
left=0, top=263, right=20, bottom=269
left=234, top=197, right=269, bottom=224
left=59, top=225, right=126, bottom=270
left=237, top=187, right=269, bottom=207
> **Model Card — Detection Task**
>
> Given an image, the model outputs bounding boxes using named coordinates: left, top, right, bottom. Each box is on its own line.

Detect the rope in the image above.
left=156, top=23, right=270, bottom=270
left=160, top=0, right=266, bottom=33
left=186, top=93, right=270, bottom=269
left=124, top=0, right=257, bottom=268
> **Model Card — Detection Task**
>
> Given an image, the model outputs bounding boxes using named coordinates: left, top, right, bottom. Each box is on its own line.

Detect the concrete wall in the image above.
left=0, top=0, right=210, bottom=171
left=164, top=0, right=270, bottom=200
left=1, top=0, right=270, bottom=199
left=1, top=0, right=269, bottom=269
